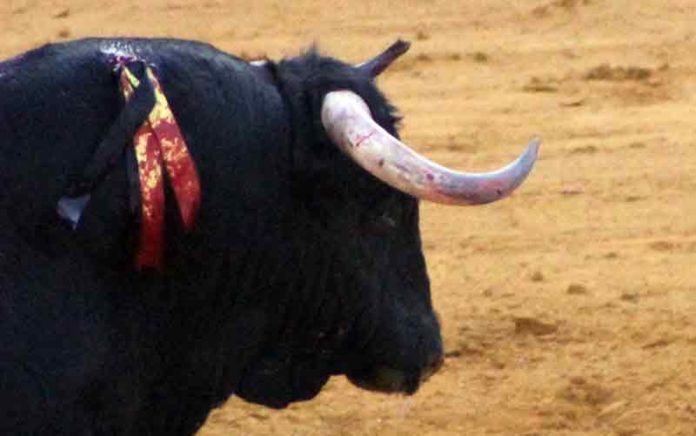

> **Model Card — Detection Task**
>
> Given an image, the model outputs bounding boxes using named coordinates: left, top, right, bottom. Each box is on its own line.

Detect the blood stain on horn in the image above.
left=378, top=159, right=385, bottom=167
left=355, top=131, right=375, bottom=147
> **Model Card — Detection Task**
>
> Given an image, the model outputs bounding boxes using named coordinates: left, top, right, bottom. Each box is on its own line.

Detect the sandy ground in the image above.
left=2, top=0, right=695, bottom=434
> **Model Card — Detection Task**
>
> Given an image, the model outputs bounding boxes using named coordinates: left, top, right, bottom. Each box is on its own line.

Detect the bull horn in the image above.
left=355, top=40, right=411, bottom=77
left=321, top=90, right=540, bottom=205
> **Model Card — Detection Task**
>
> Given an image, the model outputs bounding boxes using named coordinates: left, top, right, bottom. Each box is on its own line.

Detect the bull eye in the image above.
left=377, top=212, right=397, bottom=229
left=361, top=210, right=397, bottom=233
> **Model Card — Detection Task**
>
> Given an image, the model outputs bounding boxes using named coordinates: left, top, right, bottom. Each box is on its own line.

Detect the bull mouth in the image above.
left=346, top=357, right=444, bottom=395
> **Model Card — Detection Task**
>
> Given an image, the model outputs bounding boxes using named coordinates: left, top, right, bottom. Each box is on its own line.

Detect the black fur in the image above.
left=0, top=38, right=442, bottom=435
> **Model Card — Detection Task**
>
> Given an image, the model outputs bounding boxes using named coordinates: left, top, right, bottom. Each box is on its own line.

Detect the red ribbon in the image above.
left=120, top=66, right=201, bottom=270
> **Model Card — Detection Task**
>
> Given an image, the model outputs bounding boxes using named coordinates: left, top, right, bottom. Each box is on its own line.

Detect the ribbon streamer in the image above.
left=120, top=65, right=201, bottom=270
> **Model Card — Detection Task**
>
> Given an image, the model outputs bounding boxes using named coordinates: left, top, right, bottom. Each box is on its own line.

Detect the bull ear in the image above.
left=354, top=40, right=411, bottom=77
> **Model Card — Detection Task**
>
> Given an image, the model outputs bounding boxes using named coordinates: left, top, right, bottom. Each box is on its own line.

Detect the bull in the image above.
left=0, top=38, right=538, bottom=434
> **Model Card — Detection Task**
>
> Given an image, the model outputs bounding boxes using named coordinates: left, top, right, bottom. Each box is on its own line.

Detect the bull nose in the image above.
left=347, top=354, right=444, bottom=394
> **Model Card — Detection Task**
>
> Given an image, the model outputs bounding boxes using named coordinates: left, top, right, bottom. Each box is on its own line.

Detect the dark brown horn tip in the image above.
left=388, top=39, right=412, bottom=57
left=355, top=39, right=412, bottom=77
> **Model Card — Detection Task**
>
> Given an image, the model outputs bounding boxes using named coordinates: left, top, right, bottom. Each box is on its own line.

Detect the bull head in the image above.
left=239, top=40, right=539, bottom=404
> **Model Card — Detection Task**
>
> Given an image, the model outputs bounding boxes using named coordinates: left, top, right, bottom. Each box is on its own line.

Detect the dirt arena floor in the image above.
left=2, top=0, right=695, bottom=434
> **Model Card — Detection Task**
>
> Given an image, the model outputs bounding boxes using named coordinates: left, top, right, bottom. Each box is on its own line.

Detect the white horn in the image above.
left=320, top=90, right=540, bottom=205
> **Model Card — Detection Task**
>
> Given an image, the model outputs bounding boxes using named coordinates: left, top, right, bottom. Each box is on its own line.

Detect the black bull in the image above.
left=0, top=38, right=535, bottom=434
